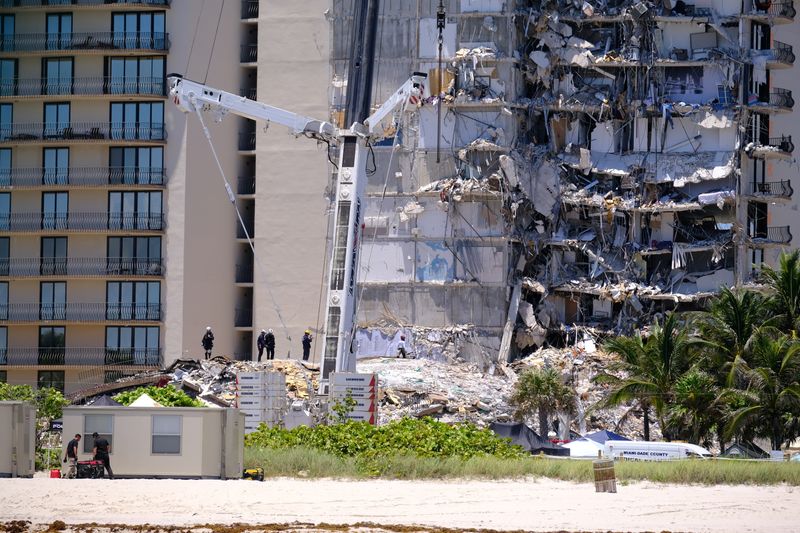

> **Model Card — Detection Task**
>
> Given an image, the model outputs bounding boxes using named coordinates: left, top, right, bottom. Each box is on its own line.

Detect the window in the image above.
left=106, top=281, right=160, bottom=320
left=0, top=371, right=6, bottom=383
left=106, top=326, right=159, bottom=365
left=42, top=191, right=68, bottom=230
left=0, top=59, right=16, bottom=97
left=43, top=58, right=72, bottom=96
left=0, top=327, right=6, bottom=366
left=41, top=236, right=67, bottom=276
left=108, top=56, right=164, bottom=96
left=46, top=13, right=72, bottom=51
left=0, top=237, right=8, bottom=276
left=0, top=281, right=7, bottom=320
left=112, top=11, right=165, bottom=50
left=39, top=326, right=65, bottom=365
left=109, top=147, right=164, bottom=185
left=0, top=104, right=11, bottom=140
left=83, top=414, right=113, bottom=454
left=43, top=103, right=70, bottom=139
left=0, top=192, right=8, bottom=231
left=0, top=15, right=13, bottom=52
left=41, top=282, right=66, bottom=320
left=107, top=236, right=161, bottom=275
left=110, top=102, right=163, bottom=141
left=108, top=191, right=162, bottom=230
left=151, top=415, right=181, bottom=454
left=38, top=370, right=64, bottom=393
left=0, top=148, right=9, bottom=187
left=43, top=147, right=69, bottom=185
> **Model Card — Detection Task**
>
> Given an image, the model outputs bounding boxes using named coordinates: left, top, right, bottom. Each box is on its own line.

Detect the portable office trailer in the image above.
left=61, top=406, right=245, bottom=479
left=0, top=401, right=36, bottom=478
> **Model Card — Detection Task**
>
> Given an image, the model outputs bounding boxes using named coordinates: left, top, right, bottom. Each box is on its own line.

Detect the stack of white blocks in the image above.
left=235, top=371, right=287, bottom=433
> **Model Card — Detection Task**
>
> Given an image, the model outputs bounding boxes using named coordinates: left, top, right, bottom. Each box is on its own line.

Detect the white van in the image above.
left=604, top=440, right=712, bottom=461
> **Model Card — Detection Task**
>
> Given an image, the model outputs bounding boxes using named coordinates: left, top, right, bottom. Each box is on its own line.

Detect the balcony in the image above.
left=0, top=76, right=166, bottom=99
left=745, top=180, right=793, bottom=200
left=749, top=225, right=792, bottom=246
left=747, top=88, right=794, bottom=113
left=745, top=1, right=796, bottom=23
left=0, top=32, right=170, bottom=54
left=0, top=122, right=165, bottom=145
left=744, top=135, right=794, bottom=159
left=240, top=43, right=257, bottom=63
left=0, top=302, right=162, bottom=323
left=761, top=40, right=795, bottom=68
left=0, top=167, right=166, bottom=188
left=239, top=87, right=257, bottom=100
left=238, top=131, right=255, bottom=151
left=0, top=257, right=164, bottom=278
left=241, top=0, right=258, bottom=19
left=237, top=175, right=255, bottom=195
left=0, top=212, right=165, bottom=232
left=0, top=347, right=162, bottom=367
left=235, top=263, right=253, bottom=283
left=235, top=307, right=252, bottom=328
left=0, top=0, right=170, bottom=9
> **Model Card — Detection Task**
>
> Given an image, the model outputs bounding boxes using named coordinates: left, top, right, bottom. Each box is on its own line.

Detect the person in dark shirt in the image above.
left=63, top=434, right=81, bottom=479
left=92, top=431, right=114, bottom=479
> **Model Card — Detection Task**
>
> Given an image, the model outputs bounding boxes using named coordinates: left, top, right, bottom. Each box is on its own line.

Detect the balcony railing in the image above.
left=0, top=32, right=170, bottom=53
left=750, top=225, right=792, bottom=244
left=750, top=88, right=795, bottom=110
left=241, top=43, right=257, bottom=63
left=746, top=180, right=793, bottom=198
left=0, top=122, right=165, bottom=143
left=746, top=135, right=795, bottom=156
left=235, top=263, right=253, bottom=283
left=241, top=0, right=258, bottom=19
left=767, top=40, right=795, bottom=64
left=749, top=0, right=796, bottom=19
left=0, top=257, right=164, bottom=277
left=0, top=76, right=166, bottom=98
left=0, top=302, right=162, bottom=322
left=0, top=212, right=165, bottom=232
left=0, top=167, right=166, bottom=188
left=238, top=131, right=255, bottom=151
left=239, top=87, right=257, bottom=100
left=0, top=1, right=170, bottom=8
left=0, top=347, right=162, bottom=367
left=235, top=307, right=253, bottom=328
left=237, top=175, right=255, bottom=194
left=236, top=220, right=254, bottom=239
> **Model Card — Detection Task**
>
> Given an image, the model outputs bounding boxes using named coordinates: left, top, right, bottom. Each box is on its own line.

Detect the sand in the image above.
left=0, top=477, right=798, bottom=532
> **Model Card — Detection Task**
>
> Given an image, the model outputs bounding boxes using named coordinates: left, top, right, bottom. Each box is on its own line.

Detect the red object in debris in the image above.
left=50, top=469, right=61, bottom=478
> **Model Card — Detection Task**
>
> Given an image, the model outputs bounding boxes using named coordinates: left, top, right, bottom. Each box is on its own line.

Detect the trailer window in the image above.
left=83, top=414, right=114, bottom=454
left=152, top=414, right=181, bottom=454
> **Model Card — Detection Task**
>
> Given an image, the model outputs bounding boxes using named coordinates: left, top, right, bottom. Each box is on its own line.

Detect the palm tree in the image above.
left=597, top=313, right=695, bottom=441
left=511, top=366, right=576, bottom=437
left=725, top=328, right=800, bottom=450
left=666, top=368, right=725, bottom=446
left=762, top=250, right=800, bottom=335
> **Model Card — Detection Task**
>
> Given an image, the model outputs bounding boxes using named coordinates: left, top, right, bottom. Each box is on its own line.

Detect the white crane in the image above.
left=167, top=72, right=427, bottom=386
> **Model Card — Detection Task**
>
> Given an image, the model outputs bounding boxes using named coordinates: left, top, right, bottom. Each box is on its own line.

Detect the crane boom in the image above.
left=167, top=72, right=426, bottom=387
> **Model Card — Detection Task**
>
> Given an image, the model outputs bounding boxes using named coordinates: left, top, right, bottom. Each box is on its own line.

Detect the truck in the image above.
left=604, top=440, right=712, bottom=461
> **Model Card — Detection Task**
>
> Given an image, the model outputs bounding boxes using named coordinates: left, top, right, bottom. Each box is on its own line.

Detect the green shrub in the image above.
left=113, top=385, right=204, bottom=407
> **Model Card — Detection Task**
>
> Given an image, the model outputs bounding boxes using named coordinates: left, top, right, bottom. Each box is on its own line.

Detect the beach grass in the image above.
left=244, top=446, right=800, bottom=485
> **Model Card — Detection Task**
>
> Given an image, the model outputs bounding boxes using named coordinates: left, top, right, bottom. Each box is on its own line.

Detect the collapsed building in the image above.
left=329, top=0, right=796, bottom=362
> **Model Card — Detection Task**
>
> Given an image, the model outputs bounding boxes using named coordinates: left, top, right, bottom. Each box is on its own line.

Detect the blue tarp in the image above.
left=584, top=429, right=629, bottom=443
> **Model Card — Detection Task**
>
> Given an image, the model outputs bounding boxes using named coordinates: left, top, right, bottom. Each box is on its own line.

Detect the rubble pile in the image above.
left=357, top=357, right=516, bottom=427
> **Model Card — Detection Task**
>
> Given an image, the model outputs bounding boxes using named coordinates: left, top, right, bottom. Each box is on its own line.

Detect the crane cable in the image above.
left=191, top=106, right=292, bottom=343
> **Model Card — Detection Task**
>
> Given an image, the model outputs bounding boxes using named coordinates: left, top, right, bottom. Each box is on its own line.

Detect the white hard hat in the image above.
left=261, top=329, right=266, bottom=333
left=206, top=326, right=211, bottom=330
left=268, top=328, right=273, bottom=333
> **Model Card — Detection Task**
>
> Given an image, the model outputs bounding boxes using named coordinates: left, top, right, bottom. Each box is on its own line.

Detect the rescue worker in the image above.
left=301, top=329, right=313, bottom=361
left=397, top=334, right=407, bottom=359
left=63, top=433, right=80, bottom=479
left=201, top=326, right=214, bottom=359
left=92, top=432, right=113, bottom=479
left=257, top=329, right=267, bottom=362
left=265, top=328, right=276, bottom=360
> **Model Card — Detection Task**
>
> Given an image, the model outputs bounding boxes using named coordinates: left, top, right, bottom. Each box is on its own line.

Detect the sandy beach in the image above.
left=0, top=477, right=798, bottom=532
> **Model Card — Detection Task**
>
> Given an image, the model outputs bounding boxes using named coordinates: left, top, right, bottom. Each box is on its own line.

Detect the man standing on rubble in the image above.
left=257, top=329, right=267, bottom=362
left=265, top=328, right=276, bottom=360
left=92, top=432, right=113, bottom=479
left=301, top=330, right=313, bottom=361
left=202, top=326, right=214, bottom=359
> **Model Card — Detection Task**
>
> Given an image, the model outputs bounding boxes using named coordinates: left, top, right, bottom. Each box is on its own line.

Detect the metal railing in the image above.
left=235, top=263, right=253, bottom=283
left=747, top=134, right=794, bottom=154
left=0, top=32, right=170, bottom=52
left=0, top=0, right=170, bottom=7
left=750, top=88, right=794, bottom=109
left=750, top=225, right=792, bottom=244
left=239, top=87, right=257, bottom=100
left=0, top=302, right=162, bottom=322
left=0, top=167, right=166, bottom=187
left=241, top=0, right=258, bottom=18
left=0, top=347, right=162, bottom=367
left=749, top=0, right=796, bottom=19
left=0, top=76, right=166, bottom=98
left=0, top=257, right=164, bottom=277
left=769, top=40, right=795, bottom=64
left=240, top=43, right=257, bottom=63
left=235, top=307, right=253, bottom=328
left=0, top=212, right=165, bottom=232
left=746, top=180, right=793, bottom=198
left=237, top=175, right=255, bottom=194
left=238, top=131, right=256, bottom=151
left=0, top=122, right=166, bottom=143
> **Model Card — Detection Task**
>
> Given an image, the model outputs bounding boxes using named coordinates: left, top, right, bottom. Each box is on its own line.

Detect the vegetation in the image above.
left=244, top=446, right=800, bottom=484
left=594, top=250, right=800, bottom=451
left=510, top=366, right=576, bottom=436
left=113, top=385, right=204, bottom=407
